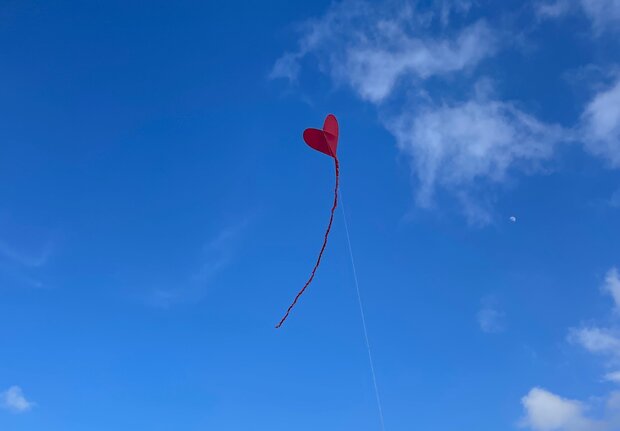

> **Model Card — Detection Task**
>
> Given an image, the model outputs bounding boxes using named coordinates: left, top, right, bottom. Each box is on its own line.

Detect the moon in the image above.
left=509, top=216, right=516, bottom=223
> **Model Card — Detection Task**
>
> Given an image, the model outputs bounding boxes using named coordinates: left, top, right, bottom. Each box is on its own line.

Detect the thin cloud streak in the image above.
left=144, top=220, right=249, bottom=308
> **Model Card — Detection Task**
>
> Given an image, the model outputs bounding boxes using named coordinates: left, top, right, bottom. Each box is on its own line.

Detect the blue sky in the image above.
left=1, top=0, right=620, bottom=430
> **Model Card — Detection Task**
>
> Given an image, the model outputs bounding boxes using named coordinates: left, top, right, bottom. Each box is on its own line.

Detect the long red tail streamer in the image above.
left=275, top=157, right=339, bottom=328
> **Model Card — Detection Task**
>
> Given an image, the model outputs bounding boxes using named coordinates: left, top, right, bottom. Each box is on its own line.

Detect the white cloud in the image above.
left=605, top=371, right=620, bottom=383
left=342, top=20, right=495, bottom=103
left=521, top=270, right=620, bottom=430
left=389, top=96, right=566, bottom=223
left=580, top=0, right=620, bottom=32
left=1, top=386, right=35, bottom=413
left=569, top=326, right=620, bottom=358
left=271, top=1, right=497, bottom=103
left=567, top=267, right=620, bottom=361
left=580, top=78, right=620, bottom=167
left=520, top=388, right=620, bottom=430
left=521, top=388, right=599, bottom=431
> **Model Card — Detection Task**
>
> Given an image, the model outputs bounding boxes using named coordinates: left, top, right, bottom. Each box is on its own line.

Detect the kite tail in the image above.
left=276, top=157, right=340, bottom=328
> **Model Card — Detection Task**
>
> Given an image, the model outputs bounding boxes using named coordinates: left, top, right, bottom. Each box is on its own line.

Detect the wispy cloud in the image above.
left=0, top=240, right=52, bottom=268
left=1, top=386, right=35, bottom=414
left=536, top=0, right=620, bottom=33
left=145, top=220, right=248, bottom=308
left=435, top=0, right=473, bottom=27
left=535, top=0, right=573, bottom=19
left=580, top=77, right=620, bottom=167
left=272, top=1, right=497, bottom=103
left=605, top=371, right=620, bottom=383
left=602, top=268, right=620, bottom=311
left=389, top=92, right=567, bottom=224
left=0, top=220, right=55, bottom=289
left=191, top=225, right=242, bottom=285
left=569, top=326, right=620, bottom=359
left=270, top=0, right=576, bottom=224
left=477, top=297, right=506, bottom=333
left=580, top=0, right=620, bottom=33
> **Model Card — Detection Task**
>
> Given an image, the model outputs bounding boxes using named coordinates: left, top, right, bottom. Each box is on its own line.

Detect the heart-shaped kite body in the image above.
left=303, top=114, right=339, bottom=158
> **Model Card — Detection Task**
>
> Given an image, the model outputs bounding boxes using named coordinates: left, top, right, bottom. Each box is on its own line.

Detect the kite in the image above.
left=272, top=114, right=386, bottom=429
left=275, top=114, right=339, bottom=328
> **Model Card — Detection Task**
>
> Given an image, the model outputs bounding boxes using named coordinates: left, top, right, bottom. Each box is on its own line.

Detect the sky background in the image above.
left=1, top=1, right=620, bottom=430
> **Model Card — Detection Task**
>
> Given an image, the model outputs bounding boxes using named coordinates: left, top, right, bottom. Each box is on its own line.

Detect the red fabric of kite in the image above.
left=276, top=114, right=339, bottom=328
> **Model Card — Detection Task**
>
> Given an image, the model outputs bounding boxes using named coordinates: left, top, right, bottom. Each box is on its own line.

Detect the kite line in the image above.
left=340, top=191, right=387, bottom=431
left=275, top=157, right=339, bottom=329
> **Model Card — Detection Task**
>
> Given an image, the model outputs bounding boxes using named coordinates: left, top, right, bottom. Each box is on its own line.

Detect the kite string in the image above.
left=339, top=192, right=387, bottom=431
left=275, top=157, right=340, bottom=329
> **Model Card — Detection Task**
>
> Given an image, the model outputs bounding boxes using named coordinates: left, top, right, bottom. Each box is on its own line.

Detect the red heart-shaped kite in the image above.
left=303, top=114, right=339, bottom=158
left=276, top=114, right=340, bottom=329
